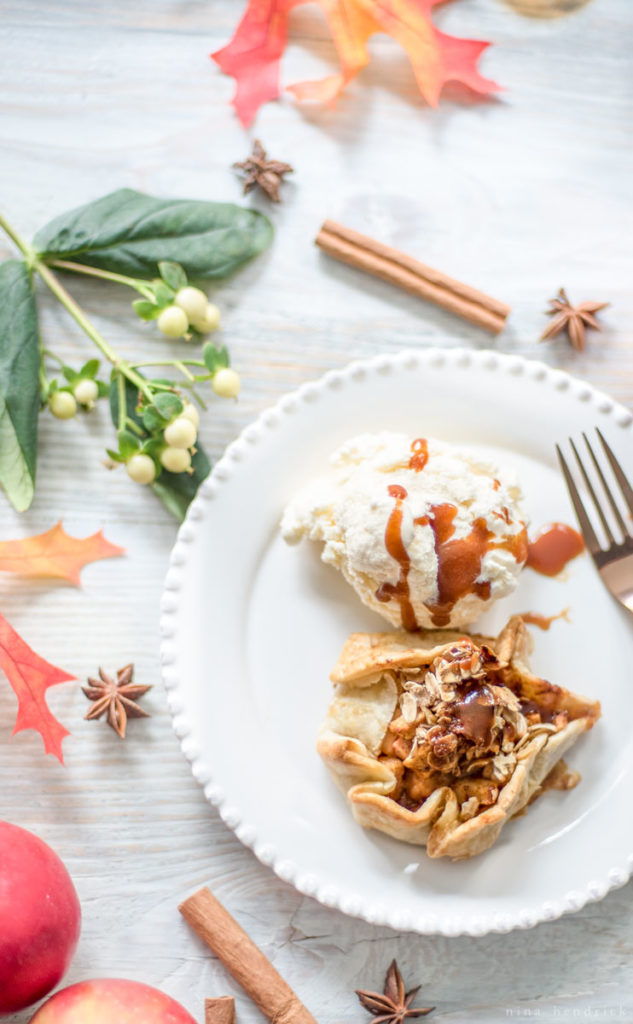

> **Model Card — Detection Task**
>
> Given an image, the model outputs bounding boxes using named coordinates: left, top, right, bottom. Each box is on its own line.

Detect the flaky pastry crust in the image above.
left=317, top=616, right=600, bottom=859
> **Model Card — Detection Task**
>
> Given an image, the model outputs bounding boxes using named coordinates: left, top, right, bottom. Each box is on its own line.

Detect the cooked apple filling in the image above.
left=378, top=640, right=573, bottom=822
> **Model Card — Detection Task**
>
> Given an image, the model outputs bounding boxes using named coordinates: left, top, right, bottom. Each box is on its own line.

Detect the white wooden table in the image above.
left=2, top=1, right=632, bottom=1020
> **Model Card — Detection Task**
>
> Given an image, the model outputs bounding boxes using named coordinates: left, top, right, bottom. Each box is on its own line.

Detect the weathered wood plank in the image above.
left=1, top=0, right=632, bottom=1020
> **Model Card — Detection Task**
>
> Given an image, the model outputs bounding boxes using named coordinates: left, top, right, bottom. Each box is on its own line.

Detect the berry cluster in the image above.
left=106, top=342, right=240, bottom=486
left=37, top=258, right=242, bottom=501
left=124, top=402, right=200, bottom=485
left=47, top=359, right=108, bottom=420
left=133, top=262, right=221, bottom=341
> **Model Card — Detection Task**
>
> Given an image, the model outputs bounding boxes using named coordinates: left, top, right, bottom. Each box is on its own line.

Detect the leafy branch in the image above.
left=0, top=190, right=272, bottom=519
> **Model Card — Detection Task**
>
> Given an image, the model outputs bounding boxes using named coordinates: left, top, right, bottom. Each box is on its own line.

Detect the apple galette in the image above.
left=317, top=616, right=600, bottom=859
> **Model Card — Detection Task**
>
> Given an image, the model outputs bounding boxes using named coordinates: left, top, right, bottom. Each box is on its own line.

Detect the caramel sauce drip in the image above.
left=519, top=698, right=557, bottom=724
left=376, top=484, right=419, bottom=631
left=452, top=684, right=495, bottom=746
left=376, top=484, right=530, bottom=631
left=409, top=438, right=429, bottom=472
left=520, top=608, right=570, bottom=631
left=417, top=504, right=528, bottom=628
left=526, top=523, right=584, bottom=577
left=493, top=506, right=512, bottom=525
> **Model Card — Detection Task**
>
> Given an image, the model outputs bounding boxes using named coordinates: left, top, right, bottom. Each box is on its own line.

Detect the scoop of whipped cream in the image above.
left=281, top=432, right=528, bottom=630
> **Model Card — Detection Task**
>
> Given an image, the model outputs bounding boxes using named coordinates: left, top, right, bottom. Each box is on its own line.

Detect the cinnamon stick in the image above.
left=180, top=887, right=318, bottom=1024
left=205, top=997, right=235, bottom=1024
left=315, top=219, right=510, bottom=334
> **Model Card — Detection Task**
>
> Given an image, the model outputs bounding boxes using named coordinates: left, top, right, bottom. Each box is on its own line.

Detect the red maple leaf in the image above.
left=0, top=521, right=124, bottom=585
left=211, top=0, right=499, bottom=127
left=0, top=613, right=73, bottom=763
left=212, top=0, right=301, bottom=129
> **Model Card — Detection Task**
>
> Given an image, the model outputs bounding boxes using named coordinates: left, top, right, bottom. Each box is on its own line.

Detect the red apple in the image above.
left=0, top=822, right=81, bottom=1016
left=28, top=980, right=197, bottom=1023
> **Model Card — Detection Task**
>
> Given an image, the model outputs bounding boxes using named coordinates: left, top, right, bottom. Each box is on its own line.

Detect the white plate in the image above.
left=161, top=349, right=633, bottom=936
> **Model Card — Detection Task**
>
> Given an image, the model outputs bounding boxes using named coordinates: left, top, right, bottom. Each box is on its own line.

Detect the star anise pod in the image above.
left=540, top=288, right=608, bottom=352
left=356, top=960, right=434, bottom=1024
left=233, top=140, right=293, bottom=202
left=82, top=664, right=151, bottom=739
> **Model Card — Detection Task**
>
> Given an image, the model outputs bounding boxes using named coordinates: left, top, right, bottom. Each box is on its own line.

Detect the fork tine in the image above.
left=556, top=445, right=601, bottom=555
left=596, top=427, right=633, bottom=520
left=569, top=437, right=615, bottom=547
left=583, top=432, right=628, bottom=539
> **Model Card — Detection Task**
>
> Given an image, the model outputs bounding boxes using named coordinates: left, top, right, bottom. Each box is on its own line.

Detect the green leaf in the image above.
left=203, top=342, right=230, bottom=374
left=80, top=358, right=100, bottom=379
left=153, top=392, right=183, bottom=421
left=151, top=446, right=211, bottom=523
left=0, top=261, right=40, bottom=512
left=62, top=366, right=78, bottom=384
left=152, top=281, right=175, bottom=308
left=142, top=405, right=165, bottom=433
left=34, top=189, right=274, bottom=280
left=97, top=380, right=110, bottom=399
left=159, top=261, right=187, bottom=291
left=133, top=298, right=161, bottom=322
left=141, top=437, right=164, bottom=459
left=117, top=429, right=140, bottom=459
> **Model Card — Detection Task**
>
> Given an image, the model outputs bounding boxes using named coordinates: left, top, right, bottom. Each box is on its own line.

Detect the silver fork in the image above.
left=556, top=428, right=633, bottom=612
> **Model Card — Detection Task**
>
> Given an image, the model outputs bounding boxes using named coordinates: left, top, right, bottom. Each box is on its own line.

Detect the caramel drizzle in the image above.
left=376, top=485, right=419, bottom=631
left=452, top=683, right=495, bottom=746
left=419, top=505, right=528, bottom=628
left=520, top=608, right=570, bottom=631
left=493, top=506, right=512, bottom=525
left=526, top=523, right=585, bottom=577
left=419, top=506, right=491, bottom=627
left=377, top=487, right=529, bottom=631
left=409, top=438, right=429, bottom=472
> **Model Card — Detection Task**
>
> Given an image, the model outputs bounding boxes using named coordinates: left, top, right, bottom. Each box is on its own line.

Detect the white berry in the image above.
left=49, top=391, right=77, bottom=419
left=73, top=378, right=99, bottom=407
left=126, top=453, right=156, bottom=485
left=164, top=416, right=197, bottom=449
left=157, top=305, right=189, bottom=338
left=212, top=367, right=241, bottom=399
left=191, top=302, right=221, bottom=333
left=175, top=287, right=208, bottom=324
left=181, top=402, right=200, bottom=428
left=160, top=446, right=192, bottom=473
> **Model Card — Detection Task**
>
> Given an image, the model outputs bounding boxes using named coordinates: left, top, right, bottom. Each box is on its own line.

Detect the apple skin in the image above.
left=28, top=980, right=198, bottom=1023
left=0, top=822, right=81, bottom=1016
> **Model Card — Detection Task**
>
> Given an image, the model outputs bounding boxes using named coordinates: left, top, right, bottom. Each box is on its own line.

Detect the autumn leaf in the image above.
left=288, top=0, right=376, bottom=106
left=211, top=0, right=499, bottom=127
left=212, top=0, right=301, bottom=129
left=0, top=521, right=125, bottom=585
left=0, top=612, right=73, bottom=762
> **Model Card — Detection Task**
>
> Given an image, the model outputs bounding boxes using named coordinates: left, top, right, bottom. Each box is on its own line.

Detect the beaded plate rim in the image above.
left=160, top=347, right=632, bottom=936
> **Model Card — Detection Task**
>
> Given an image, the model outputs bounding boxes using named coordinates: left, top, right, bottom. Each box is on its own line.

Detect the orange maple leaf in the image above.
left=212, top=0, right=499, bottom=127
left=288, top=0, right=376, bottom=106
left=0, top=522, right=125, bottom=585
left=0, top=612, right=73, bottom=763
